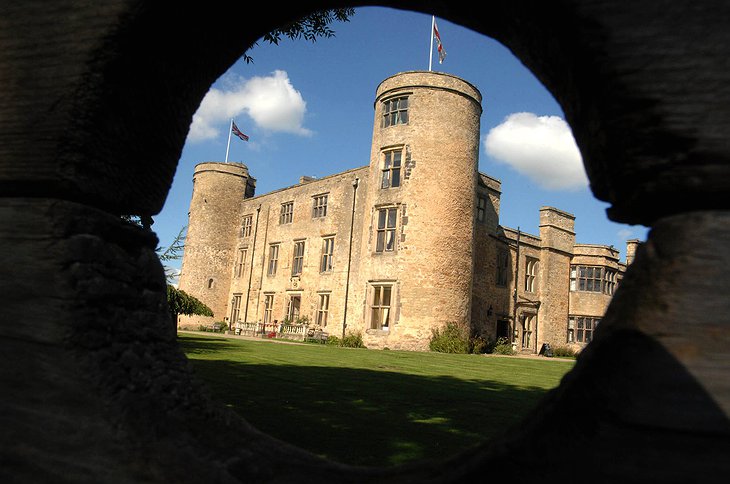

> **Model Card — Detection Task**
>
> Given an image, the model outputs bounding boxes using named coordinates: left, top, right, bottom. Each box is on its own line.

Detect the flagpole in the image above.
left=428, top=15, right=435, bottom=71
left=224, top=118, right=233, bottom=163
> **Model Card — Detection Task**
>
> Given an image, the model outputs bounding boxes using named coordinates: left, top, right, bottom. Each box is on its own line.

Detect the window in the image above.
left=241, top=215, right=253, bottom=237
left=570, top=266, right=616, bottom=294
left=235, top=248, right=247, bottom=278
left=477, top=196, right=487, bottom=223
left=280, top=201, right=293, bottom=224
left=370, top=284, right=393, bottom=330
left=604, top=269, right=617, bottom=295
left=496, top=249, right=509, bottom=286
left=267, top=244, right=279, bottom=276
left=522, top=314, right=535, bottom=349
left=382, top=96, right=408, bottom=127
left=230, top=294, right=241, bottom=325
left=525, top=258, right=538, bottom=292
left=320, top=236, right=334, bottom=273
left=568, top=316, right=600, bottom=343
left=317, top=293, right=330, bottom=327
left=287, top=295, right=301, bottom=321
left=263, top=294, right=274, bottom=325
left=292, top=241, right=305, bottom=276
left=376, top=207, right=397, bottom=252
left=207, top=278, right=214, bottom=289
left=312, top=194, right=328, bottom=218
left=380, top=149, right=402, bottom=189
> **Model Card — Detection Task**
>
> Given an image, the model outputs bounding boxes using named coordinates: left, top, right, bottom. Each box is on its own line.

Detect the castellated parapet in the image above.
left=177, top=71, right=635, bottom=353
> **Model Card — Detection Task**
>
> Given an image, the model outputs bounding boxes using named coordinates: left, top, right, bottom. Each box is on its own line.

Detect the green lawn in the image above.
left=178, top=332, right=574, bottom=467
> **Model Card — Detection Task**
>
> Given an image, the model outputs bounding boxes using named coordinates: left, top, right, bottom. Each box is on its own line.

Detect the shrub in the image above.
left=469, top=335, right=494, bottom=354
left=429, top=322, right=469, bottom=354
left=325, top=335, right=341, bottom=346
left=492, top=337, right=515, bottom=355
left=551, top=346, right=576, bottom=358
left=341, top=332, right=366, bottom=348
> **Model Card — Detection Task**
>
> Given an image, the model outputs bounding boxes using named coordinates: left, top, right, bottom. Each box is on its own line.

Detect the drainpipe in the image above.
left=342, top=177, right=359, bottom=340
left=243, top=204, right=261, bottom=323
left=512, top=227, right=521, bottom=345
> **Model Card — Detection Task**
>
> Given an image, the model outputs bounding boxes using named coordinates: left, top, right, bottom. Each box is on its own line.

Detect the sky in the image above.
left=153, top=6, right=649, bottom=281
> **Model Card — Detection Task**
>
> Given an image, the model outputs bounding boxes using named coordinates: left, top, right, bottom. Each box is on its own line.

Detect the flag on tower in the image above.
left=433, top=19, right=446, bottom=64
left=231, top=121, right=249, bottom=141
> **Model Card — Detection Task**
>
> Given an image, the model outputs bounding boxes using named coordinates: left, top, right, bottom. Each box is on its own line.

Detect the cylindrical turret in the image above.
left=358, top=71, right=482, bottom=349
left=177, top=162, right=254, bottom=328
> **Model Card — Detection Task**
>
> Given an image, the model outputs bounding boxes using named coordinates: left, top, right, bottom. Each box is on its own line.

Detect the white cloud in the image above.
left=188, top=70, right=312, bottom=142
left=617, top=228, right=634, bottom=241
left=484, top=112, right=588, bottom=190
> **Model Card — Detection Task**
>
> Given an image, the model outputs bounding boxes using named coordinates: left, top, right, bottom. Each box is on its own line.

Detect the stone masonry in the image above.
left=178, top=71, right=635, bottom=352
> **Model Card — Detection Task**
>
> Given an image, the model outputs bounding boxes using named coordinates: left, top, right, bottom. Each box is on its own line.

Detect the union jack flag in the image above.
left=232, top=121, right=249, bottom=141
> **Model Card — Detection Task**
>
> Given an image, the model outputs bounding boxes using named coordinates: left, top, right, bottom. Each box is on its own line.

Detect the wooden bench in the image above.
left=206, top=322, right=227, bottom=332
left=305, top=329, right=329, bottom=344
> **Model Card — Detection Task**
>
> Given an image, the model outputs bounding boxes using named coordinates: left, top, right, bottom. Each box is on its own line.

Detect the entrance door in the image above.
left=230, top=294, right=242, bottom=326
left=288, top=295, right=301, bottom=322
left=496, top=320, right=509, bottom=340
left=521, top=314, right=534, bottom=350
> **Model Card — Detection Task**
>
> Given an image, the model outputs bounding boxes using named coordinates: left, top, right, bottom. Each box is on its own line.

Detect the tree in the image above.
left=167, top=284, right=213, bottom=324
left=156, top=225, right=214, bottom=324
left=157, top=225, right=186, bottom=284
left=242, top=8, right=355, bottom=63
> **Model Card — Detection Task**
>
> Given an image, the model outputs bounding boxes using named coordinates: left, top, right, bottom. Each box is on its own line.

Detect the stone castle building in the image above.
left=178, top=70, right=638, bottom=353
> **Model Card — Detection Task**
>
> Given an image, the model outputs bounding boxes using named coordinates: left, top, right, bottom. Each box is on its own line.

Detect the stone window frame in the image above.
left=375, top=206, right=398, bottom=253
left=316, top=292, right=330, bottom=327
left=524, top=257, right=538, bottom=293
left=291, top=240, right=305, bottom=276
left=381, top=95, right=409, bottom=128
left=287, top=293, right=302, bottom=321
left=367, top=281, right=397, bottom=331
left=312, top=193, right=328, bottom=218
left=521, top=313, right=535, bottom=349
left=380, top=147, right=403, bottom=189
left=320, top=236, right=335, bottom=273
left=280, top=201, right=294, bottom=225
left=263, top=293, right=274, bottom=325
left=230, top=293, right=242, bottom=325
left=496, top=248, right=509, bottom=286
left=568, top=315, right=601, bottom=343
left=267, top=243, right=280, bottom=276
left=235, top=247, right=248, bottom=278
left=241, top=214, right=253, bottom=237
left=570, top=265, right=615, bottom=294
left=477, top=196, right=487, bottom=223
left=604, top=268, right=618, bottom=295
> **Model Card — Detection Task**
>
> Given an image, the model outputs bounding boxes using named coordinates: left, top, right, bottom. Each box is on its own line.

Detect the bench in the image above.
left=305, top=329, right=329, bottom=344
left=206, top=322, right=227, bottom=332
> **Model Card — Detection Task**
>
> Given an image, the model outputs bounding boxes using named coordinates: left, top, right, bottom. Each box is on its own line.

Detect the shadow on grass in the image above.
left=177, top=335, right=243, bottom=355
left=185, top=356, right=552, bottom=467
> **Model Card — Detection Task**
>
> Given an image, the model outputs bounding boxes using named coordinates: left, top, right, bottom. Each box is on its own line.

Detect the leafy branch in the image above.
left=243, top=8, right=355, bottom=63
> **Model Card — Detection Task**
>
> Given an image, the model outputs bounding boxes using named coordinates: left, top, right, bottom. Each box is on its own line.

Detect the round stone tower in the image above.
left=177, top=161, right=255, bottom=328
left=358, top=71, right=482, bottom=350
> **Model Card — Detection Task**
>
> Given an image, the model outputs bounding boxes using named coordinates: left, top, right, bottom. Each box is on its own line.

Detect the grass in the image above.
left=178, top=332, right=574, bottom=467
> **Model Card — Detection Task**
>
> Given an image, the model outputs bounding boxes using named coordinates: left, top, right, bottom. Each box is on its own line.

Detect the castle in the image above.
left=178, top=71, right=637, bottom=353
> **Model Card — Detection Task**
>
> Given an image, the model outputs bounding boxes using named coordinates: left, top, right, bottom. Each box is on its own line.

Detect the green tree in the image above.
left=155, top=225, right=213, bottom=324
left=167, top=284, right=213, bottom=323
left=243, top=8, right=355, bottom=63
left=157, top=225, right=186, bottom=284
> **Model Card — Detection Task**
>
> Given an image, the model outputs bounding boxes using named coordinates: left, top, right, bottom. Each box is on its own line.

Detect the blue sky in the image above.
left=153, top=6, right=648, bottom=279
